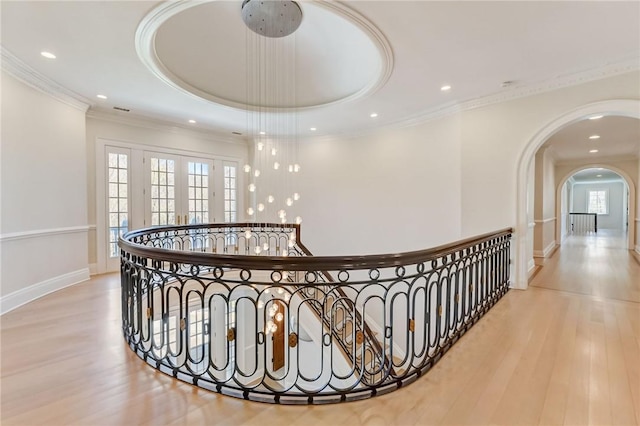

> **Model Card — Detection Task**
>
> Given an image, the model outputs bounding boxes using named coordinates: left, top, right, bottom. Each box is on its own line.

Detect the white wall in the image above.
left=526, top=157, right=535, bottom=272
left=461, top=71, right=639, bottom=237
left=287, top=71, right=638, bottom=262
left=86, top=114, right=249, bottom=269
left=572, top=181, right=626, bottom=230
left=559, top=180, right=572, bottom=241
left=1, top=71, right=89, bottom=313
left=533, top=147, right=557, bottom=257
left=638, top=145, right=640, bottom=253
left=294, top=115, right=462, bottom=256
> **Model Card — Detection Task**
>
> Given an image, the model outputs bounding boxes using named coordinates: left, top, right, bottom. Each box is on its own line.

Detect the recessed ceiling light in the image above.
left=370, top=113, right=378, bottom=118
left=40, top=51, right=56, bottom=59
left=440, top=85, right=452, bottom=91
left=589, top=149, right=599, bottom=153
left=589, top=135, right=600, bottom=140
left=310, top=127, right=317, bottom=131
left=259, top=131, right=266, bottom=135
left=96, top=94, right=107, bottom=100
left=597, top=174, right=602, bottom=177
left=188, top=119, right=196, bottom=124
left=589, top=115, right=603, bottom=120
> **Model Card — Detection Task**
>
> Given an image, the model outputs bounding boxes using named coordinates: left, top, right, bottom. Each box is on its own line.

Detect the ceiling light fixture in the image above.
left=188, top=119, right=196, bottom=124
left=96, top=94, right=107, bottom=100
left=589, top=115, right=603, bottom=120
left=242, top=0, right=303, bottom=231
left=310, top=127, right=317, bottom=131
left=40, top=51, right=56, bottom=59
left=589, top=149, right=599, bottom=153
left=597, top=174, right=602, bottom=177
left=440, top=85, right=452, bottom=91
left=370, top=113, right=378, bottom=118
left=241, top=0, right=302, bottom=37
left=589, top=135, right=600, bottom=140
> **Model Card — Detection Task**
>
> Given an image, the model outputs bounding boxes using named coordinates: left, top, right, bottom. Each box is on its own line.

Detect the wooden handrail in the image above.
left=120, top=224, right=513, bottom=271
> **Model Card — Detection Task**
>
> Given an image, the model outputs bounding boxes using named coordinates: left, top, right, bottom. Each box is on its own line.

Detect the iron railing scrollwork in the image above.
left=120, top=223, right=512, bottom=404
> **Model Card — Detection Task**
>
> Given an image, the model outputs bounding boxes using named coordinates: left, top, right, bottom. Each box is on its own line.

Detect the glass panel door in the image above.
left=185, top=159, right=212, bottom=225
left=145, top=154, right=214, bottom=228
left=145, top=153, right=180, bottom=227
left=106, top=147, right=130, bottom=270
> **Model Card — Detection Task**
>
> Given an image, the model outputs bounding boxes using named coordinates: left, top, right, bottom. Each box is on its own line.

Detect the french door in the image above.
left=99, top=140, right=241, bottom=274
left=144, top=152, right=215, bottom=228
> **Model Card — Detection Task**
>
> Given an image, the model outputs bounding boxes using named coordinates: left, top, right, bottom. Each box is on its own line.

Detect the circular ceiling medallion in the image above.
left=135, top=0, right=393, bottom=112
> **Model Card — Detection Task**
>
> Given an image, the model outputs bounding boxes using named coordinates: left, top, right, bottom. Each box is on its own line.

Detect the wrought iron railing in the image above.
left=119, top=223, right=512, bottom=404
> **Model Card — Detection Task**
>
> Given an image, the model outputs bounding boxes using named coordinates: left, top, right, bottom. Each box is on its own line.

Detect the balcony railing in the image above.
left=119, top=223, right=512, bottom=404
left=569, top=212, right=598, bottom=234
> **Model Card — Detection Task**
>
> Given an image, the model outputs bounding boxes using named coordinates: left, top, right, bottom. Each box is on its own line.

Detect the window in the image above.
left=150, top=157, right=176, bottom=226
left=223, top=164, right=237, bottom=222
left=587, top=190, right=608, bottom=214
left=107, top=152, right=129, bottom=258
left=187, top=161, right=209, bottom=224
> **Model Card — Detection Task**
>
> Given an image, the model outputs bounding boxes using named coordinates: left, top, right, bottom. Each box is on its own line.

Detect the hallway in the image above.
left=530, top=230, right=640, bottom=303
left=1, top=235, right=639, bottom=425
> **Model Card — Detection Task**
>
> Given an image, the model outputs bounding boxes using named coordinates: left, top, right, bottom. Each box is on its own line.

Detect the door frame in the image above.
left=95, top=137, right=243, bottom=274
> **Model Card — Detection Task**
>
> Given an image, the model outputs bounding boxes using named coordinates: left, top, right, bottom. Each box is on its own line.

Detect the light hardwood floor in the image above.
left=1, top=232, right=639, bottom=425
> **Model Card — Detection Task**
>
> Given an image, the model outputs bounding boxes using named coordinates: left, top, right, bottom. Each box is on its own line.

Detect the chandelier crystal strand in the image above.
left=242, top=0, right=302, bottom=246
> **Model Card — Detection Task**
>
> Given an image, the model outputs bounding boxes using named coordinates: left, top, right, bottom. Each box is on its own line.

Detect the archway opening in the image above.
left=515, top=100, right=640, bottom=289
left=555, top=167, right=632, bottom=251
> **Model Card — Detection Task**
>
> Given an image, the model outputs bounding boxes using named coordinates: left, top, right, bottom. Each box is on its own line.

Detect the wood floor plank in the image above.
left=603, top=302, right=637, bottom=426
left=538, top=296, right=581, bottom=426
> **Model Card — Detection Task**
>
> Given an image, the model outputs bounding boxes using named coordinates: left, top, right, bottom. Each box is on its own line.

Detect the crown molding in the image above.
left=304, top=58, right=640, bottom=144
left=555, top=154, right=639, bottom=166
left=1, top=46, right=91, bottom=112
left=394, top=58, right=640, bottom=129
left=87, top=108, right=248, bottom=146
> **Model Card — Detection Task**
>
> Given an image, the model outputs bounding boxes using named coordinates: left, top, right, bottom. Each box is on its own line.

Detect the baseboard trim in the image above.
left=528, top=259, right=536, bottom=273
left=89, top=263, right=98, bottom=276
left=534, top=240, right=557, bottom=258
left=636, top=245, right=640, bottom=255
left=0, top=268, right=90, bottom=315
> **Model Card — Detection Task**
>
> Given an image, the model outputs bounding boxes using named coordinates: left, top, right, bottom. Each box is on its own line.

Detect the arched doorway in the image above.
left=515, top=99, right=640, bottom=289
left=555, top=165, right=636, bottom=248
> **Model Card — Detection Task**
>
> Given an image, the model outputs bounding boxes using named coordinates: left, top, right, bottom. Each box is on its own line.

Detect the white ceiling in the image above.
left=1, top=1, right=639, bottom=139
left=543, top=116, right=640, bottom=162
left=571, top=168, right=624, bottom=183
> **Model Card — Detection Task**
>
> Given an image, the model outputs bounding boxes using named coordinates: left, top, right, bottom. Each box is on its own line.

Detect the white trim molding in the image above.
left=534, top=240, right=557, bottom=258
left=527, top=259, right=536, bottom=274
left=0, top=268, right=90, bottom=315
left=89, top=263, right=99, bottom=275
left=635, top=245, right=640, bottom=255
left=534, top=217, right=556, bottom=224
left=135, top=0, right=393, bottom=113
left=0, top=225, right=90, bottom=242
left=1, top=47, right=90, bottom=112
left=87, top=109, right=246, bottom=146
